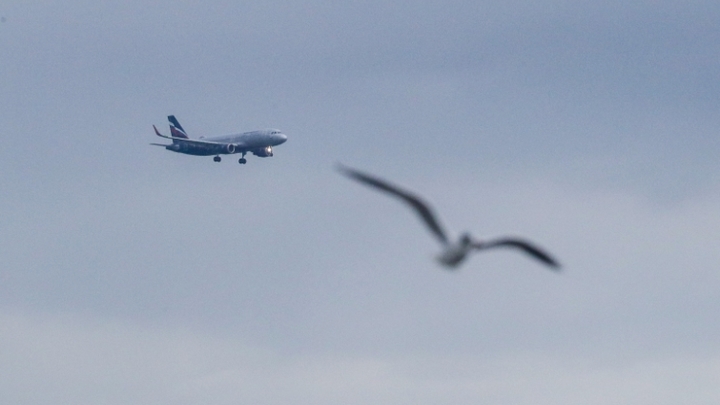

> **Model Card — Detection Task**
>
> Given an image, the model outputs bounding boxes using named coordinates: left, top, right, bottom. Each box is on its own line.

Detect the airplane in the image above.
left=151, top=115, right=287, bottom=164
left=337, top=164, right=560, bottom=270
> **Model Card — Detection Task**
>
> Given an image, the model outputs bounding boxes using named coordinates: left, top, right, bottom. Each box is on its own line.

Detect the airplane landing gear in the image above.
left=239, top=158, right=247, bottom=164
left=213, top=156, right=221, bottom=162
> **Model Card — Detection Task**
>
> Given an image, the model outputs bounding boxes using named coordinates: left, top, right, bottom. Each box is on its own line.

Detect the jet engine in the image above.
left=224, top=144, right=237, bottom=154
left=252, top=146, right=273, bottom=157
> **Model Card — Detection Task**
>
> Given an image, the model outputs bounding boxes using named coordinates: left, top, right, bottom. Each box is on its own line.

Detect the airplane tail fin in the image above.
left=168, top=115, right=189, bottom=142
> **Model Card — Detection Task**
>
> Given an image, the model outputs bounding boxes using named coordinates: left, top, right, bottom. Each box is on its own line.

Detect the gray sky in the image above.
left=1, top=1, right=719, bottom=404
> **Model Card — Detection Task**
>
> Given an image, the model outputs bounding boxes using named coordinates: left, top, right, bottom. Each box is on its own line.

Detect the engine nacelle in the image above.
left=251, top=146, right=273, bottom=157
left=224, top=143, right=237, bottom=154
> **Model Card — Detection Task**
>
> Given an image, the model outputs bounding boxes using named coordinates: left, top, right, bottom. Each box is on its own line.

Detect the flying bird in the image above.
left=337, top=164, right=560, bottom=270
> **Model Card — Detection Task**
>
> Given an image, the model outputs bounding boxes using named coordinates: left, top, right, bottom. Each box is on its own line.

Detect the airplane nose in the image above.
left=278, top=133, right=288, bottom=144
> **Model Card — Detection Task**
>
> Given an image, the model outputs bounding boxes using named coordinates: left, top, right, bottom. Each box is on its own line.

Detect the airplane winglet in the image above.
left=153, top=125, right=163, bottom=137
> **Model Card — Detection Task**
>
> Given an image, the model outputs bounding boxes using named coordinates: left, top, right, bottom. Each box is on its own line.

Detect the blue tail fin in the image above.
left=168, top=115, right=189, bottom=142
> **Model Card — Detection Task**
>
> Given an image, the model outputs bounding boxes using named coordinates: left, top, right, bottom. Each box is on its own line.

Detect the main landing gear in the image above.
left=212, top=153, right=246, bottom=164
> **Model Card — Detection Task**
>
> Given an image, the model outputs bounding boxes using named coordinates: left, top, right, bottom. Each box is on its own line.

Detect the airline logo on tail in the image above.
left=168, top=115, right=189, bottom=140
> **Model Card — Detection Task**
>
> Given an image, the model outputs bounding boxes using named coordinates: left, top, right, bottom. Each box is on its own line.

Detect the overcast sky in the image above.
left=1, top=1, right=719, bottom=404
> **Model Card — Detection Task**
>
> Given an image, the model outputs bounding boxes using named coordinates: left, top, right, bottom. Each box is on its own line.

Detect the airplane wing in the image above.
left=153, top=125, right=240, bottom=147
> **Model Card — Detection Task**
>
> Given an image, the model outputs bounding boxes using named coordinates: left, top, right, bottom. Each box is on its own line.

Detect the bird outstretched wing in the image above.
left=337, top=164, right=449, bottom=244
left=474, top=238, right=560, bottom=269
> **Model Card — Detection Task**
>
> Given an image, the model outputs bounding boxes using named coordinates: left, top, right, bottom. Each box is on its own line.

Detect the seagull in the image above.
left=337, top=164, right=560, bottom=270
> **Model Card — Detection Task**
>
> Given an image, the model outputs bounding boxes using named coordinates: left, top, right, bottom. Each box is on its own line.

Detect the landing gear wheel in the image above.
left=238, top=158, right=247, bottom=164
left=213, top=156, right=221, bottom=162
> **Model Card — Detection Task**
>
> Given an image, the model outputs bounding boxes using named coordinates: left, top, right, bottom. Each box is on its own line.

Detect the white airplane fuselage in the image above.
left=152, top=115, right=288, bottom=163
left=164, top=129, right=288, bottom=157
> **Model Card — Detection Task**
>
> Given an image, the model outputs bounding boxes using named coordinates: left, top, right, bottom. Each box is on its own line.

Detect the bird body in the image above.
left=435, top=236, right=473, bottom=268
left=337, top=164, right=560, bottom=271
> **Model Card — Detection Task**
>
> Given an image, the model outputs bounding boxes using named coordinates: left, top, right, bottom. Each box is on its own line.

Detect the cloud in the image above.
left=1, top=1, right=720, bottom=403
left=1, top=311, right=718, bottom=405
